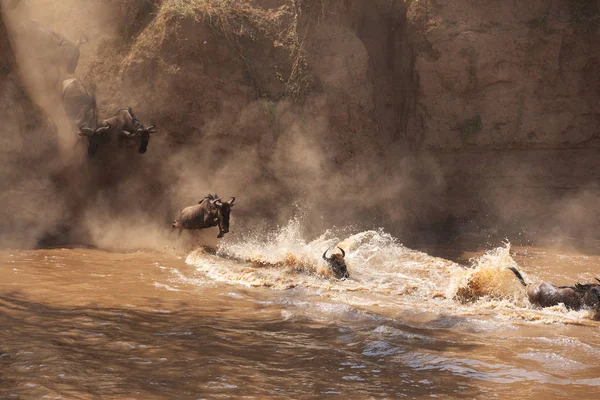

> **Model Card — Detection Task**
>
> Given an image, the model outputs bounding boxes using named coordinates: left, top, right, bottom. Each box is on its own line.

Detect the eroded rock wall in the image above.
left=407, top=0, right=600, bottom=148
left=406, top=0, right=600, bottom=242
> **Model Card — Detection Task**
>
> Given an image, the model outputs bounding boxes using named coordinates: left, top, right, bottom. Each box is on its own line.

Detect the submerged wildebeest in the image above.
left=79, top=108, right=157, bottom=156
left=14, top=19, right=88, bottom=74
left=172, top=194, right=236, bottom=239
left=508, top=267, right=600, bottom=319
left=323, top=247, right=349, bottom=280
left=61, top=78, right=97, bottom=134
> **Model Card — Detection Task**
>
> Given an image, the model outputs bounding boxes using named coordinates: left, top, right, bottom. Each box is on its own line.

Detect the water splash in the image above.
left=187, top=218, right=462, bottom=297
left=450, top=243, right=530, bottom=306
left=183, top=219, right=597, bottom=323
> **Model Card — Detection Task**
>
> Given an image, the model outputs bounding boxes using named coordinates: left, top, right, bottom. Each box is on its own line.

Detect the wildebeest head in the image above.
left=213, top=197, right=236, bottom=238
left=323, top=247, right=349, bottom=280
left=578, top=279, right=600, bottom=307
left=62, top=33, right=88, bottom=74
left=130, top=124, right=158, bottom=154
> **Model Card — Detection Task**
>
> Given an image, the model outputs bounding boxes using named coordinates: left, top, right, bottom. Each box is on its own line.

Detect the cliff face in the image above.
left=1, top=0, right=599, bottom=246
left=87, top=0, right=425, bottom=230
left=406, top=0, right=600, bottom=241
left=407, top=0, right=599, bottom=148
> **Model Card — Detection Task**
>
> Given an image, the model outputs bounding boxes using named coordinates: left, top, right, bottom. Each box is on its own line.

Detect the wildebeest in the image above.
left=79, top=108, right=157, bottom=156
left=509, top=267, right=600, bottom=319
left=323, top=247, right=349, bottom=280
left=13, top=19, right=88, bottom=74
left=172, top=194, right=236, bottom=239
left=61, top=78, right=97, bottom=133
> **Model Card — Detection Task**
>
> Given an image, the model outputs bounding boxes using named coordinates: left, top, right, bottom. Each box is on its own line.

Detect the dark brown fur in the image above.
left=61, top=78, right=97, bottom=133
left=172, top=195, right=236, bottom=239
left=79, top=108, right=156, bottom=156
left=323, top=247, right=349, bottom=280
left=14, top=19, right=87, bottom=74
left=509, top=267, right=600, bottom=319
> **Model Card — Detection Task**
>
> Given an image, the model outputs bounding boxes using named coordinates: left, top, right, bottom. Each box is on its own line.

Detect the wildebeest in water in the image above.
left=508, top=267, right=600, bottom=320
left=79, top=107, right=157, bottom=156
left=323, top=247, right=349, bottom=280
left=172, top=194, right=236, bottom=239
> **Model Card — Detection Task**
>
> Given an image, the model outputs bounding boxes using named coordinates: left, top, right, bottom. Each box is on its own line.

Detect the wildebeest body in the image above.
left=509, top=267, right=600, bottom=319
left=175, top=204, right=218, bottom=230
left=62, top=78, right=97, bottom=131
left=527, top=282, right=586, bottom=309
left=172, top=195, right=235, bottom=239
left=80, top=108, right=156, bottom=156
left=15, top=20, right=88, bottom=74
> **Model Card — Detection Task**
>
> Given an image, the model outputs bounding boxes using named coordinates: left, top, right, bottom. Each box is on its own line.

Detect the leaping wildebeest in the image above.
left=13, top=19, right=88, bottom=74
left=172, top=194, right=236, bottom=239
left=508, top=267, right=600, bottom=319
left=79, top=107, right=157, bottom=156
left=323, top=247, right=349, bottom=280
left=62, top=78, right=97, bottom=133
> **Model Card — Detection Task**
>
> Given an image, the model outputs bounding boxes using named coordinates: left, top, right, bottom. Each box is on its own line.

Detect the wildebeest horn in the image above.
left=596, top=277, right=600, bottom=284
left=322, top=248, right=330, bottom=261
left=95, top=126, right=110, bottom=135
left=338, top=247, right=346, bottom=258
left=77, top=33, right=89, bottom=46
left=229, top=197, right=236, bottom=205
left=122, top=130, right=137, bottom=138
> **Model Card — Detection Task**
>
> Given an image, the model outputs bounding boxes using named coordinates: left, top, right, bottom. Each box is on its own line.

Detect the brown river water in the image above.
left=1, top=223, right=599, bottom=399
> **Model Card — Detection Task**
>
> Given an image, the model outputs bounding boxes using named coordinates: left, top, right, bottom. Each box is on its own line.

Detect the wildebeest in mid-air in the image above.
left=12, top=18, right=88, bottom=87
left=61, top=78, right=97, bottom=134
left=508, top=267, right=600, bottom=320
left=79, top=107, right=157, bottom=156
left=323, top=247, right=349, bottom=280
left=172, top=194, right=236, bottom=239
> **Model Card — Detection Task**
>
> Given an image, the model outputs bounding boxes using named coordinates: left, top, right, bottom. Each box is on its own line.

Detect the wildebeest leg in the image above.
left=178, top=228, right=183, bottom=238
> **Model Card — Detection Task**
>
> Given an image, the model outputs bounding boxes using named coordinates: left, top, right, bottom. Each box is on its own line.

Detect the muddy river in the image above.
left=1, top=224, right=599, bottom=399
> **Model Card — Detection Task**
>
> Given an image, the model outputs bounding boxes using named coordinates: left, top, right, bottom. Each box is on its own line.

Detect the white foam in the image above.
left=179, top=219, right=596, bottom=325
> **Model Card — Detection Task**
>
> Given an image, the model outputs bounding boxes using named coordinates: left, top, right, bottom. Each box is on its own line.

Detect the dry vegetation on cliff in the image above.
left=125, top=0, right=313, bottom=99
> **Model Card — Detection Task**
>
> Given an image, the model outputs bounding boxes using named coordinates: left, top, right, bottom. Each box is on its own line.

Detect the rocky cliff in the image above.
left=409, top=0, right=599, bottom=148
left=406, top=0, right=600, bottom=243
